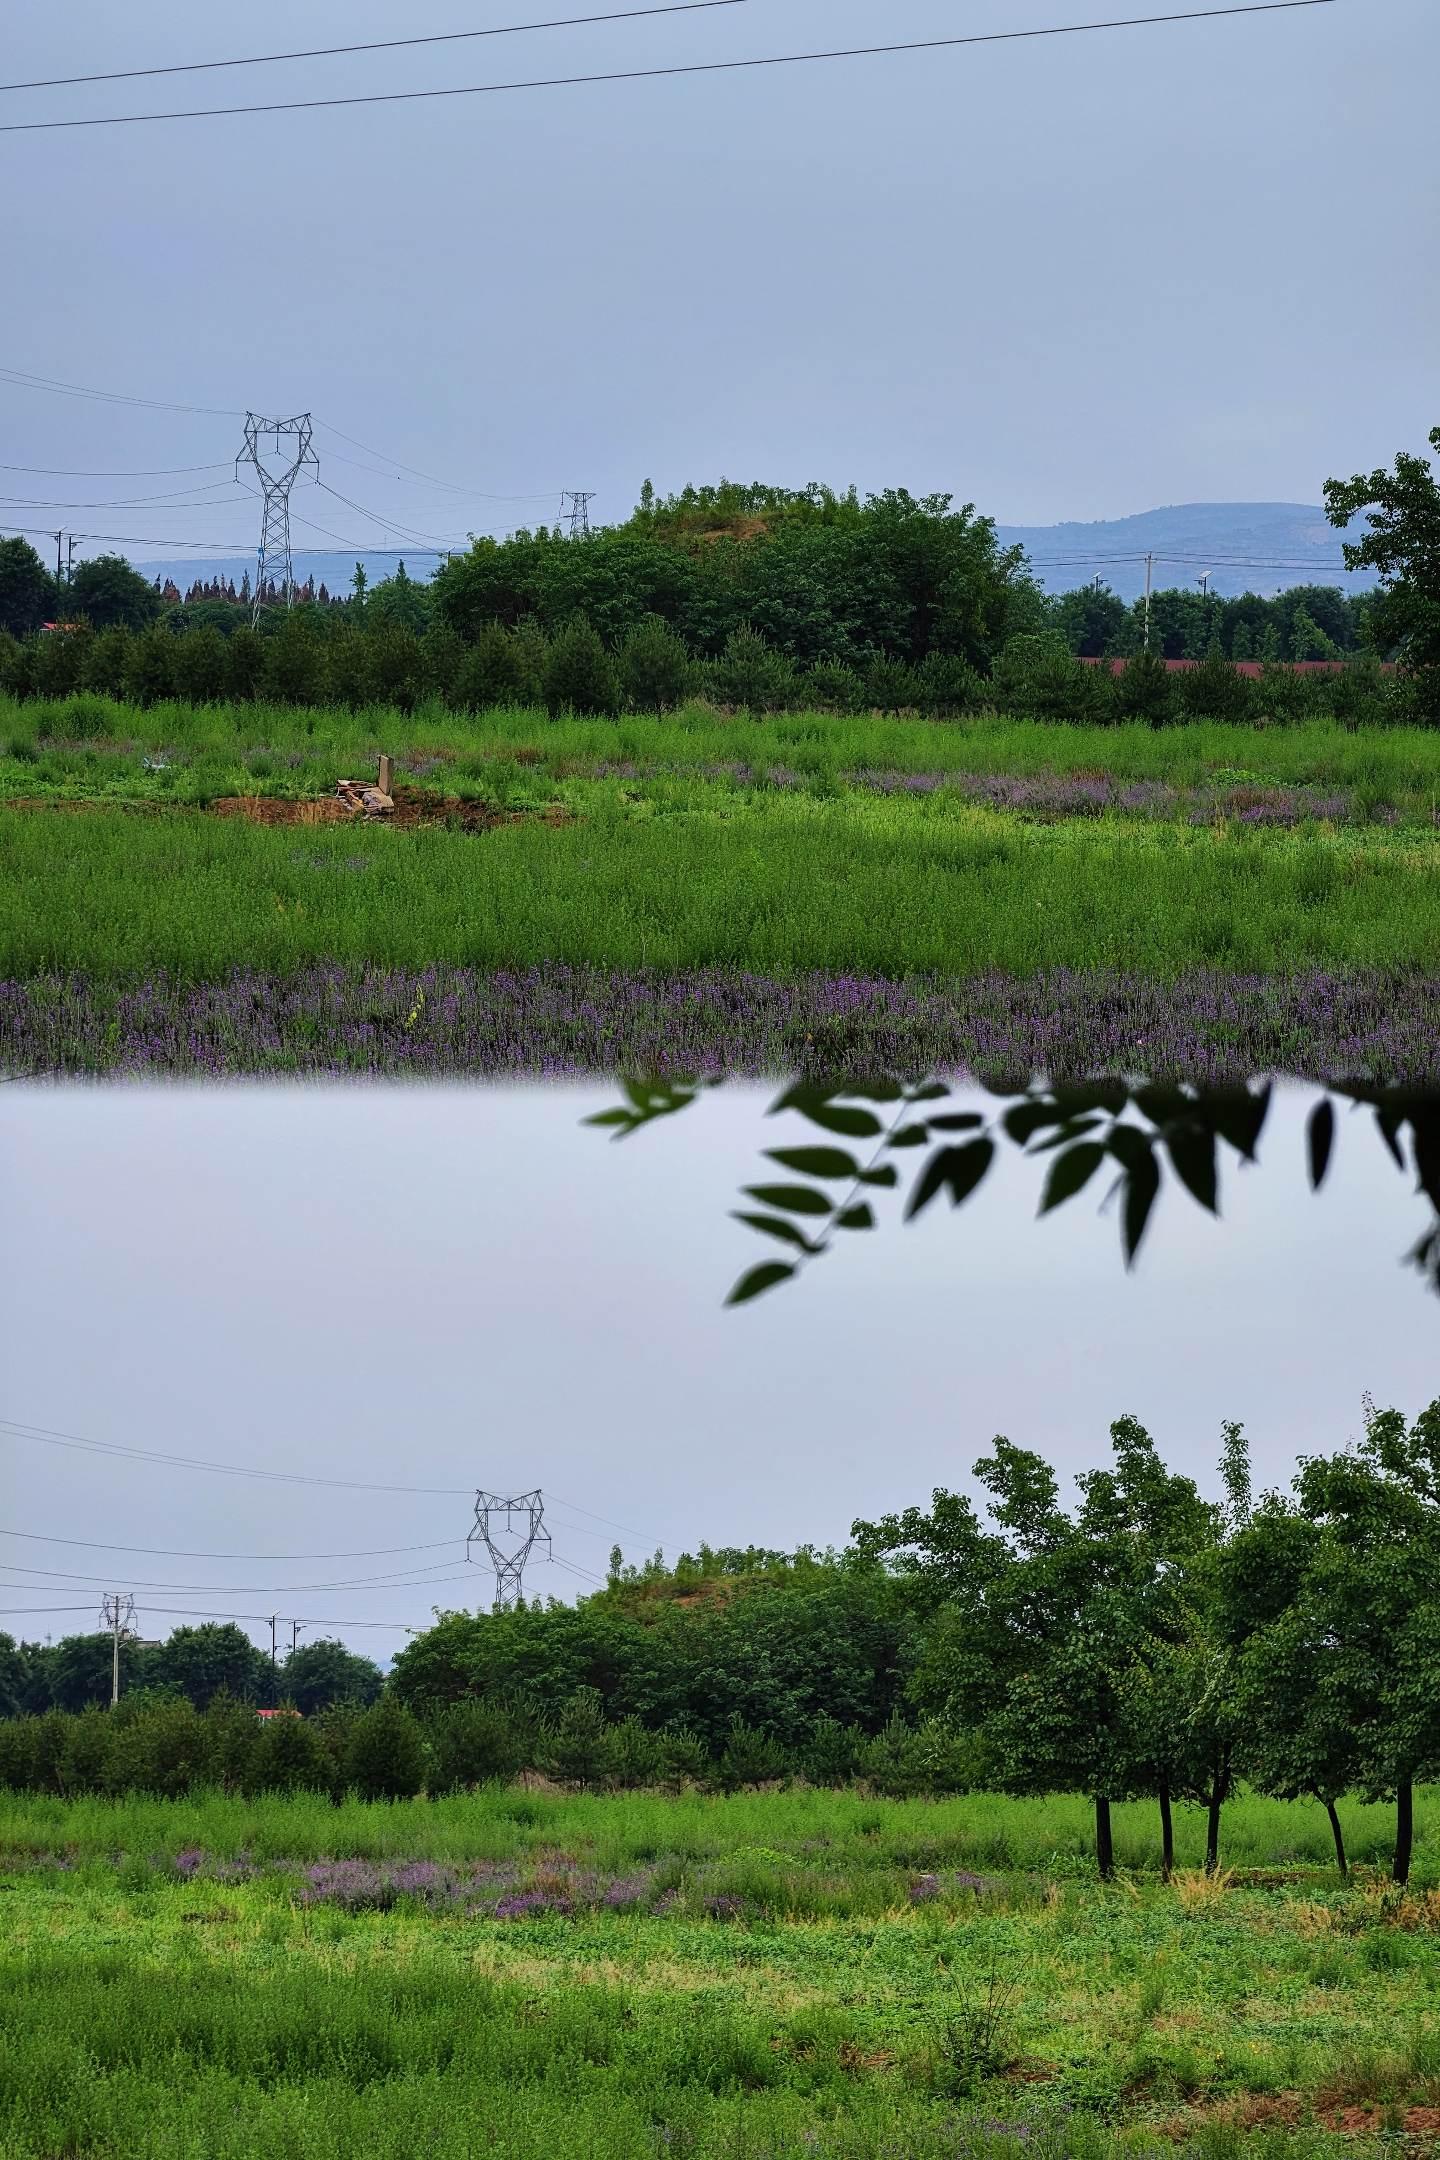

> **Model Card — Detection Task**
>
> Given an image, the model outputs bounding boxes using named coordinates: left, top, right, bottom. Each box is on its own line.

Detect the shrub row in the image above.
left=0, top=1690, right=980, bottom=1803
left=0, top=615, right=1421, bottom=726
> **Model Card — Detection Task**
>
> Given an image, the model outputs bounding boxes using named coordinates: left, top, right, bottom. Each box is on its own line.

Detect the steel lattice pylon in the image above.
left=562, top=490, right=595, bottom=541
left=468, top=1490, right=550, bottom=1612
left=237, top=413, right=318, bottom=625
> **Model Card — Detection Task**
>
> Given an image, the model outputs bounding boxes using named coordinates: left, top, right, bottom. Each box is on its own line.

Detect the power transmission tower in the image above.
left=236, top=412, right=318, bottom=626
left=468, top=1491, right=550, bottom=1612
left=99, top=1592, right=137, bottom=1705
left=562, top=490, right=595, bottom=541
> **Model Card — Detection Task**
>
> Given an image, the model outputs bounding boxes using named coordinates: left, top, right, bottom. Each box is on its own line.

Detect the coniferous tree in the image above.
left=543, top=615, right=620, bottom=717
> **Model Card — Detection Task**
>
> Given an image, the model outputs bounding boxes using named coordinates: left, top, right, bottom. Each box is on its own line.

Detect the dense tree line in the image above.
left=0, top=602, right=1413, bottom=731
left=3, top=1402, right=1438, bottom=1885
left=0, top=1623, right=383, bottom=1719
left=2, top=458, right=1430, bottom=722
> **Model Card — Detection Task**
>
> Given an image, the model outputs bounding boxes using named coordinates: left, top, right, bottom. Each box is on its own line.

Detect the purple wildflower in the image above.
left=909, top=1874, right=944, bottom=1904
left=494, top=1888, right=572, bottom=1920
left=9, top=963, right=1440, bottom=1083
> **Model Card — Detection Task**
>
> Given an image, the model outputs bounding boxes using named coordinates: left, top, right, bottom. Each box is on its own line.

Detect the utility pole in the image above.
left=100, top=1593, right=136, bottom=1705
left=65, top=534, right=77, bottom=585
left=53, top=530, right=63, bottom=582
left=236, top=412, right=318, bottom=627
left=561, top=490, right=595, bottom=542
left=1143, top=553, right=1155, bottom=654
left=468, top=1491, right=551, bottom=1613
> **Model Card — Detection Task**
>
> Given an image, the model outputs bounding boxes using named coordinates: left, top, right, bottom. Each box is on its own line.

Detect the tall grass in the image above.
left=3, top=1783, right=1431, bottom=1874
left=5, top=800, right=1438, bottom=981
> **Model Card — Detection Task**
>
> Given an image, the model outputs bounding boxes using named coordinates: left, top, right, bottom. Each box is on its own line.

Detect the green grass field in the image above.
left=5, top=1787, right=1440, bottom=2159
left=8, top=694, right=1440, bottom=806
left=7, top=688, right=1440, bottom=985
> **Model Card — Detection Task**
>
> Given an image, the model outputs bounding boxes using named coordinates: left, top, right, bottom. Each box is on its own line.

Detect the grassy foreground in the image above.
left=5, top=1788, right=1440, bottom=2160
left=7, top=803, right=1440, bottom=981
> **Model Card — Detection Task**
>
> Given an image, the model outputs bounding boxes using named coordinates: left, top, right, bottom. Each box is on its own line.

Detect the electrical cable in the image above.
left=0, top=365, right=240, bottom=417
left=0, top=460, right=231, bottom=479
left=0, top=1528, right=458, bottom=1562
left=322, top=446, right=562, bottom=503
left=317, top=481, right=456, bottom=551
left=2, top=1419, right=662, bottom=1553
left=0, top=0, right=764, bottom=95
left=0, top=1559, right=486, bottom=1594
left=0, top=483, right=248, bottom=511
left=0, top=4, right=1342, bottom=135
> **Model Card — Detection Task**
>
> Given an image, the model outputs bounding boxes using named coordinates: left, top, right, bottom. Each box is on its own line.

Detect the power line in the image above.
left=0, top=1527, right=457, bottom=1561
left=322, top=445, right=561, bottom=503
left=0, top=460, right=231, bottom=478
left=1, top=1419, right=662, bottom=1552
left=0, top=0, right=762, bottom=94
left=0, top=1558, right=484, bottom=1594
left=0, top=4, right=1342, bottom=135
left=0, top=483, right=246, bottom=510
left=0, top=365, right=240, bottom=417
left=1, top=1416, right=473, bottom=1491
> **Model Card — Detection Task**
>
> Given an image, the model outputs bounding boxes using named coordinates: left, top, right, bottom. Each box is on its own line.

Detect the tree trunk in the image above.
left=1095, top=1794, right=1115, bottom=1881
left=1394, top=1778, right=1414, bottom=1887
left=1324, top=1797, right=1347, bottom=1880
left=1158, top=1780, right=1174, bottom=1882
left=1205, top=1748, right=1230, bottom=1875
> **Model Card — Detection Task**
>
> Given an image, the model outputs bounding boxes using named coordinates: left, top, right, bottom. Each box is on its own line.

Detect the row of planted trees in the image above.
left=854, top=1405, right=1440, bottom=1885
left=0, top=612, right=1414, bottom=726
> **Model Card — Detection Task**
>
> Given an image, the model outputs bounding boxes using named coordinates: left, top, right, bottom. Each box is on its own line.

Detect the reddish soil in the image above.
left=6, top=787, right=573, bottom=833
left=1159, top=2095, right=1440, bottom=2144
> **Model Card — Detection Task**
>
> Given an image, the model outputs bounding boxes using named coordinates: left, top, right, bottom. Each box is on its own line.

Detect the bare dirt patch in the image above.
left=6, top=787, right=573, bottom=833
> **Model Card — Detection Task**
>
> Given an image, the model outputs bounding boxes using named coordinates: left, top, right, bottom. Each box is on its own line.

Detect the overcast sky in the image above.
left=2, top=0, right=1435, bottom=571
left=3, top=1083, right=1436, bottom=1659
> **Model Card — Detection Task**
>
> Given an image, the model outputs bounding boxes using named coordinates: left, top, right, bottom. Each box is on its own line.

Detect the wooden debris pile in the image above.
left=336, top=755, right=395, bottom=819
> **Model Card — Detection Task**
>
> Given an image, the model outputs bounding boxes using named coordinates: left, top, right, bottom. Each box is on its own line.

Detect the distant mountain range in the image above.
left=994, top=503, right=1373, bottom=603
left=128, top=504, right=1374, bottom=607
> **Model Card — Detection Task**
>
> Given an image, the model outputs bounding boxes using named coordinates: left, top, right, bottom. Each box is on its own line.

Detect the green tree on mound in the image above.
left=544, top=615, right=620, bottom=716
left=343, top=1695, right=428, bottom=1800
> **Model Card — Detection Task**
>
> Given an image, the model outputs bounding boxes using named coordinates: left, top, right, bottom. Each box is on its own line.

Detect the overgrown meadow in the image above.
left=5, top=1787, right=1440, bottom=2160
left=5, top=694, right=1440, bottom=1077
